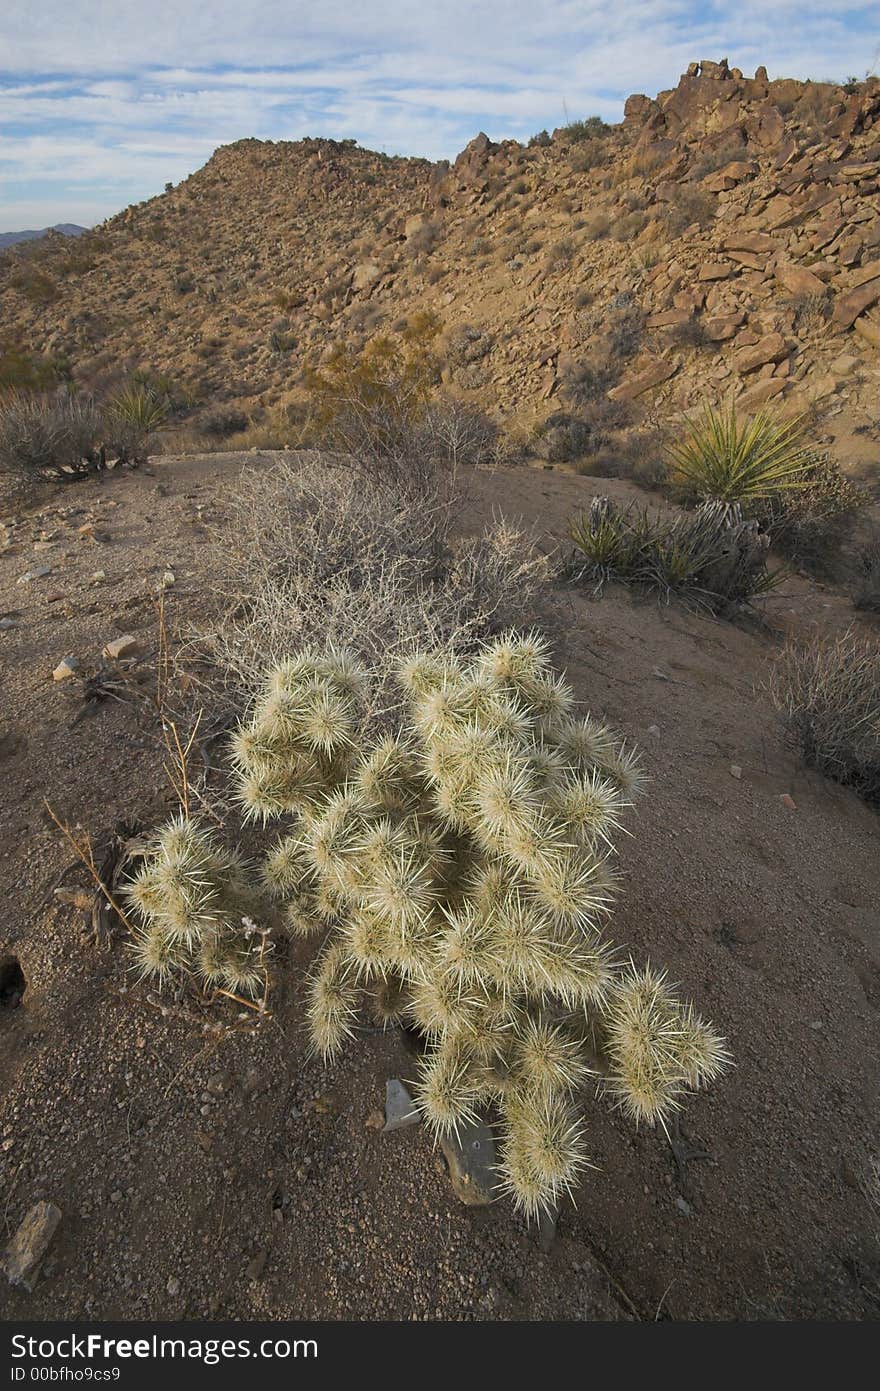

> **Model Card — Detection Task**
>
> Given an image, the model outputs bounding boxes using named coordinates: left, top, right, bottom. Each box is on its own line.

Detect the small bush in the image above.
left=853, top=535, right=880, bottom=613
left=667, top=399, right=810, bottom=514
left=197, top=404, right=250, bottom=439
left=545, top=237, right=576, bottom=271
left=0, top=392, right=101, bottom=486
left=769, top=633, right=880, bottom=805
left=669, top=319, right=711, bottom=350
left=0, top=343, right=68, bottom=392
left=528, top=130, right=552, bottom=148
left=568, top=496, right=780, bottom=612
left=663, top=188, right=716, bottom=235
left=560, top=116, right=610, bottom=143
left=192, top=458, right=551, bottom=715
left=757, top=452, right=866, bottom=578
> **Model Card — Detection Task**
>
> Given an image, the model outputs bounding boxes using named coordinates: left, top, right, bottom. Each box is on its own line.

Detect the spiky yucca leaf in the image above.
left=667, top=397, right=810, bottom=506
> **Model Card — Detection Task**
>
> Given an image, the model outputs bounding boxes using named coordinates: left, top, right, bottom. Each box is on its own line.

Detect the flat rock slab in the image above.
left=440, top=1118, right=497, bottom=1206
left=383, top=1079, right=420, bottom=1133
left=1, top=1201, right=61, bottom=1292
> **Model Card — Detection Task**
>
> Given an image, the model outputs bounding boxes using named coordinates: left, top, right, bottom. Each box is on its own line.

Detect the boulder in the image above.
left=732, top=331, right=788, bottom=374
left=831, top=274, right=880, bottom=329
left=608, top=359, right=678, bottom=401
left=775, top=264, right=828, bottom=297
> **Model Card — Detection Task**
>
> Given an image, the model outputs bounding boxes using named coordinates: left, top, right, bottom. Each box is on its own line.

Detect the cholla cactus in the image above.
left=232, top=635, right=730, bottom=1218
left=125, top=816, right=270, bottom=998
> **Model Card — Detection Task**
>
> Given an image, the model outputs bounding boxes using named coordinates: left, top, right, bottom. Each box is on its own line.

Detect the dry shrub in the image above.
left=769, top=632, right=880, bottom=806
left=757, top=453, right=867, bottom=579
left=191, top=457, right=551, bottom=725
left=0, top=392, right=102, bottom=489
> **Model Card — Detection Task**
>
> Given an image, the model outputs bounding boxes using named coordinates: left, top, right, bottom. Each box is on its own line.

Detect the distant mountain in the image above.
left=0, top=223, right=88, bottom=250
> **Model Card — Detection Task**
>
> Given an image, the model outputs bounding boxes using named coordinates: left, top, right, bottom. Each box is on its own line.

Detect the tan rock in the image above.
left=698, top=261, right=732, bottom=281
left=1, top=1202, right=61, bottom=1292
left=103, top=634, right=139, bottom=661
left=722, top=232, right=776, bottom=254
left=608, top=359, right=678, bottom=401
left=853, top=314, right=880, bottom=347
left=351, top=261, right=383, bottom=293
left=732, top=332, right=788, bottom=374
left=52, top=657, right=79, bottom=682
left=831, top=275, right=880, bottom=329
left=775, top=264, right=827, bottom=297
left=703, top=314, right=744, bottom=341
left=738, top=377, right=787, bottom=410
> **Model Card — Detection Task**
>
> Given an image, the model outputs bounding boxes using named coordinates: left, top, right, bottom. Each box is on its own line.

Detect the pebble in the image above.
left=17, top=566, right=51, bottom=584
left=779, top=793, right=797, bottom=811
left=53, top=657, right=79, bottom=682
left=166, top=1276, right=180, bottom=1296
left=729, top=764, right=742, bottom=779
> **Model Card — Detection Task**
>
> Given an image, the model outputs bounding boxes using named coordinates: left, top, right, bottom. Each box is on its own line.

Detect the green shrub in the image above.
left=560, top=116, right=610, bottom=143
left=756, top=452, right=866, bottom=578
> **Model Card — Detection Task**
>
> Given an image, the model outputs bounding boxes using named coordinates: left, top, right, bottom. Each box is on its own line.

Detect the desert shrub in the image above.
left=582, top=211, right=611, bottom=241
left=789, top=291, right=831, bottom=334
left=0, top=391, right=102, bottom=485
left=191, top=635, right=728, bottom=1218
left=0, top=343, right=68, bottom=392
left=9, top=266, right=59, bottom=305
left=568, top=496, right=781, bottom=611
left=303, top=321, right=447, bottom=485
left=756, top=452, right=867, bottom=578
left=104, top=383, right=168, bottom=462
left=611, top=210, right=650, bottom=242
left=528, top=130, right=552, bottom=147
left=418, top=397, right=499, bottom=470
left=568, top=142, right=607, bottom=174
left=545, top=237, right=576, bottom=271
left=560, top=116, right=610, bottom=143
left=853, top=535, right=880, bottom=613
left=608, top=303, right=645, bottom=359
left=192, top=457, right=551, bottom=716
left=669, top=319, right=711, bottom=350
left=769, top=632, right=880, bottom=805
left=197, top=404, right=250, bottom=439
left=663, top=188, right=716, bottom=235
left=667, top=399, right=810, bottom=516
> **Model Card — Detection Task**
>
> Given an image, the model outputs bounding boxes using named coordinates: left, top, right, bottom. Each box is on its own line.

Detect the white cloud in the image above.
left=1, top=1, right=875, bottom=228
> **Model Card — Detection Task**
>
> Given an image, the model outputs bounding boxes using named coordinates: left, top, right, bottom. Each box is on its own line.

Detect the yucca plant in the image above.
left=108, top=383, right=169, bottom=433
left=228, top=636, right=729, bottom=1219
left=667, top=397, right=811, bottom=513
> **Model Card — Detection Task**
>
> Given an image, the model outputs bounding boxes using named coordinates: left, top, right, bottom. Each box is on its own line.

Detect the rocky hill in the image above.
left=1, top=60, right=878, bottom=441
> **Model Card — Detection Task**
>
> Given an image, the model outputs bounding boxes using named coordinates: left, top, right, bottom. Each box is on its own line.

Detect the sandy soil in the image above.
left=1, top=452, right=878, bottom=1321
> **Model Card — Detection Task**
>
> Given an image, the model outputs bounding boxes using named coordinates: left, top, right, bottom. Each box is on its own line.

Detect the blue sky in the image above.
left=1, top=2, right=877, bottom=231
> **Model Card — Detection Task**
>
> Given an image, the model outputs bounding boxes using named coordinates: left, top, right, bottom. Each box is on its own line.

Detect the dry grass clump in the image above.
left=769, top=632, right=880, bottom=806
left=226, top=637, right=728, bottom=1217
left=192, top=457, right=551, bottom=726
left=0, top=391, right=102, bottom=487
